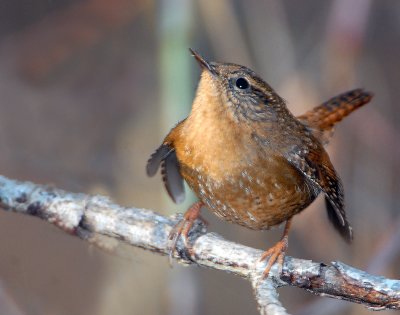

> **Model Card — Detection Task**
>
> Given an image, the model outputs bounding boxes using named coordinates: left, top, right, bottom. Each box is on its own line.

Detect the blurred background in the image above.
left=0, top=0, right=398, bottom=314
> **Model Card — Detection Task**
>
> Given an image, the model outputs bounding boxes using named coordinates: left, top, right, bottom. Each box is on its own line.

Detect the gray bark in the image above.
left=0, top=175, right=398, bottom=314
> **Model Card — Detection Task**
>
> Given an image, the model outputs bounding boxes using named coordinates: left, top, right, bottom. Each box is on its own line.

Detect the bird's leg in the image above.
left=259, top=218, right=292, bottom=279
left=168, top=201, right=205, bottom=264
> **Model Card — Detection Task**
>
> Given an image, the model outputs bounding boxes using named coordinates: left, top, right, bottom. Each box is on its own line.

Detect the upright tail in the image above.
left=297, top=89, right=373, bottom=144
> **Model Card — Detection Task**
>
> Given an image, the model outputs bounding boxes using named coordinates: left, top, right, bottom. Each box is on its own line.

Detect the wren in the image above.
left=147, top=49, right=372, bottom=277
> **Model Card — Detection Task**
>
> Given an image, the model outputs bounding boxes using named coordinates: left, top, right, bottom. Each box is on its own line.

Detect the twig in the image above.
left=251, top=274, right=289, bottom=315
left=0, top=175, right=399, bottom=314
left=295, top=215, right=400, bottom=315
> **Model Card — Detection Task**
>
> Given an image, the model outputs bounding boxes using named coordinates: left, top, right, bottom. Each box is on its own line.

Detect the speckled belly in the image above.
left=180, top=158, right=318, bottom=230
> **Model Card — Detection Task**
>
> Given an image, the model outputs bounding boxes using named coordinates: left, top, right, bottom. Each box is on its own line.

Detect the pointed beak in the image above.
left=189, top=48, right=215, bottom=74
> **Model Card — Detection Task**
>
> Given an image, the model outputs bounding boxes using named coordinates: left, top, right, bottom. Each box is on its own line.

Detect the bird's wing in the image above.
left=297, top=89, right=372, bottom=145
left=146, top=143, right=185, bottom=204
left=285, top=146, right=353, bottom=242
left=146, top=144, right=172, bottom=177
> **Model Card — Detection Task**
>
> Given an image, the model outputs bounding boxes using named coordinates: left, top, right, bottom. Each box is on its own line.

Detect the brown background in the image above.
left=0, top=1, right=399, bottom=314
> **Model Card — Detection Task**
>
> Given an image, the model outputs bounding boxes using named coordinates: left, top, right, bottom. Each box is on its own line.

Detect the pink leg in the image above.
left=168, top=201, right=205, bottom=263
left=259, top=218, right=292, bottom=278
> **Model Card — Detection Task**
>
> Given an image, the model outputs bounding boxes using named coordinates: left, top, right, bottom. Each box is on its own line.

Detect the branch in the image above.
left=0, top=175, right=399, bottom=314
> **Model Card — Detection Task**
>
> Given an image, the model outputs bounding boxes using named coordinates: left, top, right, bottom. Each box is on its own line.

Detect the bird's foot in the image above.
left=259, top=219, right=292, bottom=279
left=259, top=236, right=288, bottom=279
left=168, top=201, right=205, bottom=264
left=259, top=237, right=288, bottom=279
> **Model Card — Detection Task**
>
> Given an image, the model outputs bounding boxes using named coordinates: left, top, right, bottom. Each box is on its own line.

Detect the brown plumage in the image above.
left=298, top=89, right=373, bottom=144
left=147, top=49, right=372, bottom=276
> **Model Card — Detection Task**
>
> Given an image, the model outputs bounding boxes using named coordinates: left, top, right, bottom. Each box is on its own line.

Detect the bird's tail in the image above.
left=297, top=89, right=373, bottom=144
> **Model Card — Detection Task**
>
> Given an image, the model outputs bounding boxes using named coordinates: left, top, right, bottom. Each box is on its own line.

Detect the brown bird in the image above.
left=147, top=49, right=372, bottom=277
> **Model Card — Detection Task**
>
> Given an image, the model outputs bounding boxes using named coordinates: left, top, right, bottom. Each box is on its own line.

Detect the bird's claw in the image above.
left=259, top=236, right=288, bottom=279
left=167, top=202, right=204, bottom=265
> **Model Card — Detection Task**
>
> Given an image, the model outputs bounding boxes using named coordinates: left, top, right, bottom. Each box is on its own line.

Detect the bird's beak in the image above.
left=189, top=48, right=215, bottom=74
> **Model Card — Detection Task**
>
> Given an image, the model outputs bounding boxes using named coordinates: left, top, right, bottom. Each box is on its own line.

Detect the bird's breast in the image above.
left=171, top=107, right=316, bottom=229
left=179, top=149, right=316, bottom=230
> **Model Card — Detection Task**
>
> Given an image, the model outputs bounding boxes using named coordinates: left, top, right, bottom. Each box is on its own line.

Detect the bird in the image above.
left=146, top=49, right=372, bottom=277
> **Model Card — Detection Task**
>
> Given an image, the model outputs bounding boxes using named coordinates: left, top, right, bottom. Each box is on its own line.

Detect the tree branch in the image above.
left=0, top=175, right=398, bottom=314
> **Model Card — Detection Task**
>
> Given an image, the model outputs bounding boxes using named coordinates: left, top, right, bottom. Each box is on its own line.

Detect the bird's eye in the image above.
left=235, top=77, right=250, bottom=90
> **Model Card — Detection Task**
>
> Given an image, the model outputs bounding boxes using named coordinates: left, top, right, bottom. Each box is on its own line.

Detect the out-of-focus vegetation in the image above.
left=0, top=1, right=398, bottom=314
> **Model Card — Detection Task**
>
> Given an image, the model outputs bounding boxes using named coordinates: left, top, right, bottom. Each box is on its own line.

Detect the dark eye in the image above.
left=235, top=77, right=250, bottom=90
